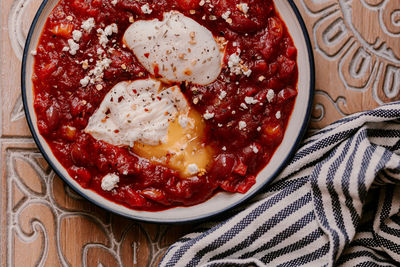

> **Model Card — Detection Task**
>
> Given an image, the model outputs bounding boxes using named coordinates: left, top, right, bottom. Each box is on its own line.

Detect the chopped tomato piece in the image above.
left=233, top=159, right=247, bottom=176
left=50, top=23, right=73, bottom=37
left=176, top=0, right=200, bottom=11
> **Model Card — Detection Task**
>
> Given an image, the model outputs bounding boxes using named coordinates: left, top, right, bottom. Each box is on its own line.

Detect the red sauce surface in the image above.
left=33, top=0, right=298, bottom=211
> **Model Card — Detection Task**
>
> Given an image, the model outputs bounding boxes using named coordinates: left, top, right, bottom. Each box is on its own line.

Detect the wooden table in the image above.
left=1, top=0, right=399, bottom=266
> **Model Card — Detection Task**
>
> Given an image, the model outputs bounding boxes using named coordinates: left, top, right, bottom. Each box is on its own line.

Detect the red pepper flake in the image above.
left=144, top=53, right=150, bottom=58
left=114, top=129, right=120, bottom=133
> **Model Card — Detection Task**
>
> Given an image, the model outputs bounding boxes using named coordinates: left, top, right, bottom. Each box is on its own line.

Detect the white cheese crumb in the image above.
left=111, top=0, right=117, bottom=5
left=251, top=145, right=259, bottom=153
left=244, top=96, right=259, bottom=105
left=80, top=76, right=90, bottom=87
left=219, top=91, right=227, bottom=100
left=178, top=114, right=190, bottom=128
left=227, top=49, right=252, bottom=76
left=221, top=11, right=231, bottom=20
left=97, top=24, right=118, bottom=48
left=222, top=146, right=227, bottom=151
left=67, top=39, right=79, bottom=55
left=187, top=163, right=199, bottom=175
left=62, top=46, right=69, bottom=52
left=218, top=123, right=223, bottom=127
left=267, top=89, right=275, bottom=103
left=104, top=23, right=118, bottom=36
left=257, top=126, right=261, bottom=132
left=237, top=3, right=249, bottom=14
left=203, top=110, right=215, bottom=120
left=238, top=121, right=246, bottom=130
left=97, top=48, right=104, bottom=55
left=199, top=0, right=205, bottom=6
left=276, top=111, right=281, bottom=119
left=30, top=50, right=37, bottom=56
left=228, top=50, right=241, bottom=75
left=81, top=18, right=95, bottom=32
left=242, top=68, right=252, bottom=77
left=101, top=173, right=119, bottom=191
left=72, top=30, right=82, bottom=42
left=240, top=103, right=248, bottom=109
left=141, top=3, right=153, bottom=14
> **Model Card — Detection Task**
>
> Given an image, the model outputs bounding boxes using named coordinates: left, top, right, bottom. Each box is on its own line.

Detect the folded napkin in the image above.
left=159, top=102, right=400, bottom=267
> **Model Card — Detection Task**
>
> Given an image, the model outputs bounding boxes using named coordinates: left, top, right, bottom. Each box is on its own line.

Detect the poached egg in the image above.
left=85, top=79, right=213, bottom=177
left=123, top=11, right=223, bottom=85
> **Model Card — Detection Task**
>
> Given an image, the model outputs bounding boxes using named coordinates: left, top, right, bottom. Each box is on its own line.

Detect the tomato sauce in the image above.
left=32, top=0, right=298, bottom=211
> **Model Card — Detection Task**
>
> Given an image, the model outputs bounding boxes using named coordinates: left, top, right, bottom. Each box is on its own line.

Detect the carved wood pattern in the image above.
left=1, top=0, right=399, bottom=266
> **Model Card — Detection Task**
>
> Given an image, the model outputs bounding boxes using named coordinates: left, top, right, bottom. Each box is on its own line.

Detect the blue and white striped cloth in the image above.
left=160, top=102, right=400, bottom=267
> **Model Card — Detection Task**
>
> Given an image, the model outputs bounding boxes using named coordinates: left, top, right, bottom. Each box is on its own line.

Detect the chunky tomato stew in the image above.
left=33, top=0, right=298, bottom=211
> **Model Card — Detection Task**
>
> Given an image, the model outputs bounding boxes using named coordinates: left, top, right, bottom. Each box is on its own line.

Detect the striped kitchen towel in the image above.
left=159, top=102, right=400, bottom=267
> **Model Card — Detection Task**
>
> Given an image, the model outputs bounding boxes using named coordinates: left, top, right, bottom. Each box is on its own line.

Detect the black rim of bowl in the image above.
left=21, top=0, right=315, bottom=224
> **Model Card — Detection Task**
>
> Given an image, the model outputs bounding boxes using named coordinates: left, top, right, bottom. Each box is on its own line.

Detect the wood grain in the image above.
left=1, top=0, right=399, bottom=266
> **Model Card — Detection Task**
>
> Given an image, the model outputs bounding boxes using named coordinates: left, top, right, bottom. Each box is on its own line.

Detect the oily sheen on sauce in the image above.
left=32, top=0, right=298, bottom=211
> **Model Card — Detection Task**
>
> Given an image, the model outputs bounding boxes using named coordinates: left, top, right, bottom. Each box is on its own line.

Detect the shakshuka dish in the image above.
left=32, top=0, right=298, bottom=211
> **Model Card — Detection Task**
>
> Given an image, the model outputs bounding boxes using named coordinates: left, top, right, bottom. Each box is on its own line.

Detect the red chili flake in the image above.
left=144, top=53, right=150, bottom=58
left=153, top=64, right=161, bottom=78
left=132, top=89, right=137, bottom=94
left=114, top=129, right=120, bottom=133
left=118, top=96, right=124, bottom=103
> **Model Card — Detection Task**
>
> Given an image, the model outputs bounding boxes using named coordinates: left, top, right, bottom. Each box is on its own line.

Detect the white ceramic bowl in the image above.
left=22, top=0, right=314, bottom=223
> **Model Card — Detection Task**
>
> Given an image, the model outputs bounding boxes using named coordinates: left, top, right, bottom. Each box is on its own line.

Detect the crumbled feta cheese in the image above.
left=67, top=39, right=79, bottom=55
left=187, top=163, right=199, bottom=175
left=240, top=103, right=248, bottom=109
left=251, top=145, right=259, bottom=153
left=276, top=111, right=281, bottom=119
left=81, top=18, right=95, bottom=32
left=242, top=68, right=252, bottom=77
left=90, top=58, right=112, bottom=81
left=178, top=114, right=190, bottom=128
left=72, top=30, right=82, bottom=42
left=267, top=89, right=275, bottom=103
left=111, top=0, right=117, bottom=5
left=257, top=126, right=261, bottom=132
left=101, top=173, right=119, bottom=191
left=227, top=49, right=252, bottom=76
left=62, top=46, right=69, bottom=52
left=30, top=50, right=37, bottom=56
left=237, top=3, right=249, bottom=14
left=97, top=24, right=118, bottom=48
left=228, top=50, right=241, bottom=75
left=238, top=121, right=246, bottom=130
left=244, top=96, right=258, bottom=105
left=80, top=76, right=90, bottom=87
left=97, top=48, right=104, bottom=55
left=222, top=146, right=227, bottom=151
left=218, top=123, right=223, bottom=127
left=199, top=0, right=205, bottom=6
left=219, top=90, right=227, bottom=100
left=141, top=3, right=152, bottom=14
left=104, top=23, right=118, bottom=36
left=222, top=10, right=231, bottom=20
left=203, top=110, right=214, bottom=120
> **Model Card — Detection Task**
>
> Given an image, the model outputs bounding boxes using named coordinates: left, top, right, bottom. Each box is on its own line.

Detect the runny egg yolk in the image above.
left=85, top=79, right=213, bottom=178
left=133, top=109, right=213, bottom=178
